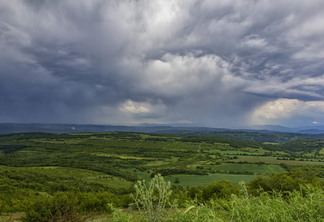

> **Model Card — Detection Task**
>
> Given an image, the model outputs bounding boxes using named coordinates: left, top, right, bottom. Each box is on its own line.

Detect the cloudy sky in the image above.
left=1, top=0, right=324, bottom=128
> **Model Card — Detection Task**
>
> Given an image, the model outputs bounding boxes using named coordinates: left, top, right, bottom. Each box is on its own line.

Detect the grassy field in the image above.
left=320, top=148, right=324, bottom=154
left=94, top=153, right=154, bottom=160
left=231, top=155, right=324, bottom=165
left=165, top=173, right=257, bottom=186
left=0, top=131, right=324, bottom=221
left=0, top=132, right=323, bottom=186
left=0, top=165, right=133, bottom=192
left=200, top=163, right=287, bottom=174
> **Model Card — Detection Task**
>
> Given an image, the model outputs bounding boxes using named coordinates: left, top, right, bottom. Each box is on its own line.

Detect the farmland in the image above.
left=0, top=131, right=323, bottom=221
left=0, top=131, right=323, bottom=187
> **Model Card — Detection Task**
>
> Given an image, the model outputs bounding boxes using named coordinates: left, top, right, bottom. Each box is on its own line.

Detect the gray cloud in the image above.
left=0, top=0, right=324, bottom=127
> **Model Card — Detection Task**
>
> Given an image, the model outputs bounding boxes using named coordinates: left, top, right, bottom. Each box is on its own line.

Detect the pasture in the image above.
left=0, top=132, right=323, bottom=188
left=0, top=131, right=324, bottom=221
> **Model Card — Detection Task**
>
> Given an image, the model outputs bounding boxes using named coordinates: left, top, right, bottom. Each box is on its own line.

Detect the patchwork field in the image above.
left=1, top=132, right=323, bottom=186
left=165, top=173, right=257, bottom=186
left=0, top=131, right=324, bottom=221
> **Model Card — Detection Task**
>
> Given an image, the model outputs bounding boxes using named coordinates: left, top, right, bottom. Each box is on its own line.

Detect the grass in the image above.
left=228, top=186, right=324, bottom=222
left=89, top=186, right=324, bottom=222
left=123, top=168, right=152, bottom=181
left=202, top=163, right=287, bottom=174
left=231, top=156, right=324, bottom=165
left=124, top=168, right=258, bottom=186
left=210, top=150, right=261, bottom=155
left=0, top=165, right=133, bottom=191
left=145, top=160, right=169, bottom=166
left=4, top=187, right=324, bottom=222
left=1, top=132, right=323, bottom=221
left=320, top=148, right=324, bottom=155
left=164, top=173, right=256, bottom=186
left=94, top=153, right=153, bottom=160
left=0, top=213, right=24, bottom=222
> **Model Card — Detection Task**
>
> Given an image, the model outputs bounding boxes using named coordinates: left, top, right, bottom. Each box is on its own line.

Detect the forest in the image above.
left=0, top=131, right=323, bottom=221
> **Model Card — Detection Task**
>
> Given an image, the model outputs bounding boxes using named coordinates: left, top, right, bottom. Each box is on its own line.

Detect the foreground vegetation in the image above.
left=9, top=173, right=323, bottom=222
left=0, top=132, right=323, bottom=221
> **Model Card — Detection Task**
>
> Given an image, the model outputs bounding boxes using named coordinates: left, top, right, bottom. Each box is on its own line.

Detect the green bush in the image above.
left=186, top=187, right=203, bottom=203
left=21, top=191, right=128, bottom=222
left=108, top=204, right=133, bottom=222
left=248, top=171, right=323, bottom=195
left=229, top=186, right=324, bottom=222
left=132, top=174, right=172, bottom=222
left=167, top=185, right=324, bottom=222
left=168, top=204, right=223, bottom=222
left=22, top=193, right=87, bottom=222
left=202, top=180, right=240, bottom=201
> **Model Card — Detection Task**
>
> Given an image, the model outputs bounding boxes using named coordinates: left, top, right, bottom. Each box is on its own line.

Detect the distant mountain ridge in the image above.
left=247, top=124, right=324, bottom=134
left=1, top=123, right=324, bottom=134
left=0, top=123, right=323, bottom=143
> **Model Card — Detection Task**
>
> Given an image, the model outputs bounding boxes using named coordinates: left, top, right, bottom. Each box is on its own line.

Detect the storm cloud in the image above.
left=1, top=0, right=324, bottom=127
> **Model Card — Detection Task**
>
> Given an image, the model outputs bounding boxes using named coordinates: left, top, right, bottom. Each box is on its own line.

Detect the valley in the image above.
left=0, top=131, right=323, bottom=221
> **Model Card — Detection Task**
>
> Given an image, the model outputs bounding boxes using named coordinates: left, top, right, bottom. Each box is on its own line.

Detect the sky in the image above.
left=0, top=0, right=324, bottom=128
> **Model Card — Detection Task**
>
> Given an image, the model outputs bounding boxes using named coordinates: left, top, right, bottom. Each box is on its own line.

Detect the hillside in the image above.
left=0, top=132, right=323, bottom=221
left=1, top=123, right=324, bottom=143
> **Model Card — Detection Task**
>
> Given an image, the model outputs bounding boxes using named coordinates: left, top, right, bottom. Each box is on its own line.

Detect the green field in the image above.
left=320, top=148, right=324, bottom=154
left=165, top=173, right=257, bottom=186
left=0, top=132, right=323, bottom=185
left=231, top=155, right=324, bottom=165
left=200, top=163, right=287, bottom=174
left=0, top=165, right=133, bottom=193
left=0, top=131, right=323, bottom=221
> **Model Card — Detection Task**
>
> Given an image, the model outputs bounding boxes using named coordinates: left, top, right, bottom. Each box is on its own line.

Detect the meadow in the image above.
left=0, top=131, right=323, bottom=221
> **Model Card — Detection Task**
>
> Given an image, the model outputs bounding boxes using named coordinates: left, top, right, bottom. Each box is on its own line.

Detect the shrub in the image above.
left=229, top=185, right=324, bottom=222
left=168, top=204, right=223, bottom=222
left=108, top=203, right=133, bottom=222
left=202, top=180, right=240, bottom=201
left=248, top=171, right=323, bottom=195
left=132, top=174, right=172, bottom=222
left=22, top=193, right=88, bottom=222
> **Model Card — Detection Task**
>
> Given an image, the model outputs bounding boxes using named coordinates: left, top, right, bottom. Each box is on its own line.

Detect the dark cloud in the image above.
left=0, top=0, right=324, bottom=127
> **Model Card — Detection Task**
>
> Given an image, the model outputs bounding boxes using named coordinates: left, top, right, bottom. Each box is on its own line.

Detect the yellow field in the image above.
left=94, top=153, right=154, bottom=160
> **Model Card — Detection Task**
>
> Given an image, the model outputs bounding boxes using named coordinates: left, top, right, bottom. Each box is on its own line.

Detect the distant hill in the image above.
left=248, top=124, right=324, bottom=134
left=0, top=123, right=323, bottom=143
left=0, top=123, right=162, bottom=134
